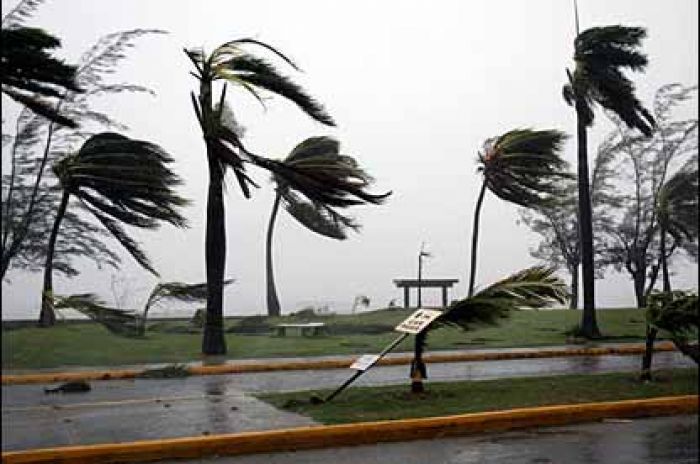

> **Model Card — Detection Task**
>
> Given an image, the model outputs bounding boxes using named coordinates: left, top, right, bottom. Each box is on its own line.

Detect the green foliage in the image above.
left=564, top=25, right=654, bottom=135
left=646, top=291, right=699, bottom=339
left=438, top=266, right=569, bottom=332
left=52, top=132, right=190, bottom=275
left=657, top=167, right=699, bottom=248
left=54, top=293, right=142, bottom=337
left=0, top=27, right=81, bottom=127
left=479, top=129, right=571, bottom=208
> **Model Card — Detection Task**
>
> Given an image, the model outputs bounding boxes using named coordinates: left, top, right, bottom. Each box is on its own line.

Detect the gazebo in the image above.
left=393, top=279, right=459, bottom=308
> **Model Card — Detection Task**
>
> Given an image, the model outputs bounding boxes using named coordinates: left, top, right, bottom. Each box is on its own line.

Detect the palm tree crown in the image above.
left=275, top=136, right=389, bottom=235
left=478, top=128, right=570, bottom=207
left=656, top=168, right=699, bottom=246
left=563, top=26, right=655, bottom=136
left=53, top=132, right=189, bottom=274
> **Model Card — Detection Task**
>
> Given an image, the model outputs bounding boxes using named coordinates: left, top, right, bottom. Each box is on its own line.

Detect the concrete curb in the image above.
left=1, top=342, right=676, bottom=386
left=2, top=395, right=696, bottom=463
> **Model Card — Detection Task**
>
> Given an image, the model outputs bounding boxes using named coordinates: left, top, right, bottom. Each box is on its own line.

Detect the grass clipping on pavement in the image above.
left=260, top=369, right=698, bottom=424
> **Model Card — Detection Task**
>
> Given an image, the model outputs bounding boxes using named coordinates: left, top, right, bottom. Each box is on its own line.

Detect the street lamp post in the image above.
left=417, top=242, right=431, bottom=308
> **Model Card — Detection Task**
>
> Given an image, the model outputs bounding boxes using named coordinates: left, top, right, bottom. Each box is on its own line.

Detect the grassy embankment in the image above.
left=260, top=369, right=699, bottom=424
left=2, top=308, right=656, bottom=370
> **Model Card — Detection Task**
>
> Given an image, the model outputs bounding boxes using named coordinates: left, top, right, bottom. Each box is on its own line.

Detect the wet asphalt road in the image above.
left=1, top=351, right=695, bottom=451
left=169, top=415, right=699, bottom=464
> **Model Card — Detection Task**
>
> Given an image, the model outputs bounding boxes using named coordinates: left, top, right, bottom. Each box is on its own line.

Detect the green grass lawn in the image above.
left=2, top=308, right=654, bottom=370
left=260, top=369, right=699, bottom=424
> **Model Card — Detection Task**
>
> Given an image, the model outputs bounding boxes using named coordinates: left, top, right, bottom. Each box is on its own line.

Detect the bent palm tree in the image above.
left=468, top=128, right=569, bottom=296
left=641, top=168, right=698, bottom=379
left=265, top=136, right=389, bottom=316
left=411, top=266, right=568, bottom=393
left=655, top=168, right=698, bottom=293
left=40, top=132, right=188, bottom=326
left=185, top=39, right=335, bottom=355
left=563, top=25, right=655, bottom=338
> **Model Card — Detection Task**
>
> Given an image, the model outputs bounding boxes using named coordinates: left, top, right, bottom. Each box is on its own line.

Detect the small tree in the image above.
left=41, top=133, right=189, bottom=326
left=596, top=84, right=698, bottom=308
left=642, top=290, right=699, bottom=381
left=410, top=266, right=568, bottom=393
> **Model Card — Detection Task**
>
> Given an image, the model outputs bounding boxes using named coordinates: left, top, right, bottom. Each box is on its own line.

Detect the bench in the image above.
left=274, top=322, right=326, bottom=337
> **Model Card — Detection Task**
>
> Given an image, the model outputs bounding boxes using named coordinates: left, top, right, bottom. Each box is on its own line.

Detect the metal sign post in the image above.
left=322, top=309, right=442, bottom=403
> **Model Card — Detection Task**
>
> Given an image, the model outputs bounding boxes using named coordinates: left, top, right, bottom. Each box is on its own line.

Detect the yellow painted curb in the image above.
left=2, top=395, right=696, bottom=463
left=1, top=342, right=677, bottom=386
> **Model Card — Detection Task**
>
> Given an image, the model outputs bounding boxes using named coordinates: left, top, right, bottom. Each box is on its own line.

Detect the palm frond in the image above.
left=207, top=39, right=335, bottom=126
left=572, top=25, right=655, bottom=135
left=646, top=291, right=699, bottom=337
left=54, top=293, right=142, bottom=337
left=436, top=266, right=568, bottom=331
left=657, top=168, right=699, bottom=243
left=479, top=129, right=571, bottom=207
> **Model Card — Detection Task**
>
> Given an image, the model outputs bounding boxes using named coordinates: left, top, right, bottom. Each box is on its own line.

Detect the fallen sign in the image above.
left=394, top=309, right=443, bottom=334
left=322, top=308, right=443, bottom=403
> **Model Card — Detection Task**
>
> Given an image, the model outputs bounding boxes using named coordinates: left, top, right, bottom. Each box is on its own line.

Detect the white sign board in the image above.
left=394, top=308, right=443, bottom=334
left=350, top=354, right=380, bottom=371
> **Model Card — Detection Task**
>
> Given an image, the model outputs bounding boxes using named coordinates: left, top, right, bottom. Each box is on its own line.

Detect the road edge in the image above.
left=1, top=343, right=677, bottom=385
left=2, top=395, right=697, bottom=463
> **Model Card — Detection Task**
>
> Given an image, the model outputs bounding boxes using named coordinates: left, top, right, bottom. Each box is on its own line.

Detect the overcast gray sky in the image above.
left=2, top=0, right=698, bottom=319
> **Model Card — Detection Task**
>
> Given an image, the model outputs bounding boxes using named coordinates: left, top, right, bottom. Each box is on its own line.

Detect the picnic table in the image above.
left=274, top=322, right=326, bottom=337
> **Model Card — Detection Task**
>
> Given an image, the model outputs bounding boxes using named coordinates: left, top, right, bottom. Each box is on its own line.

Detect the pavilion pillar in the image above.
left=442, top=286, right=448, bottom=308
left=403, top=286, right=410, bottom=308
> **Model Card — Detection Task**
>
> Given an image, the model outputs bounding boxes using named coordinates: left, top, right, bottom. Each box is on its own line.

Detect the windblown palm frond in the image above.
left=52, top=132, right=190, bottom=275
left=1, top=27, right=82, bottom=127
left=646, top=290, right=699, bottom=364
left=185, top=38, right=335, bottom=198
left=479, top=129, right=571, bottom=208
left=438, top=266, right=569, bottom=331
left=54, top=293, right=142, bottom=337
left=143, top=279, right=235, bottom=316
left=657, top=168, right=699, bottom=245
left=564, top=25, right=655, bottom=136
left=273, top=136, right=388, bottom=238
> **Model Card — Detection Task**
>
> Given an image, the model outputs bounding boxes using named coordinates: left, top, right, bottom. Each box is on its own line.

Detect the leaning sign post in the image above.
left=322, top=308, right=442, bottom=403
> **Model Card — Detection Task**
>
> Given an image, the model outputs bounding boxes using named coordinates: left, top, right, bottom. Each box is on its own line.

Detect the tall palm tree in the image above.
left=562, top=25, right=655, bottom=338
left=184, top=39, right=335, bottom=354
left=265, top=136, right=389, bottom=316
left=40, top=132, right=188, bottom=326
left=411, top=266, right=568, bottom=393
left=468, top=129, right=569, bottom=296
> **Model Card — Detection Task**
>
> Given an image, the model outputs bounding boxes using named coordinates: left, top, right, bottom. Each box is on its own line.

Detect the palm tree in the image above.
left=468, top=128, right=569, bottom=296
left=411, top=266, right=568, bottom=393
left=562, top=25, right=655, bottom=338
left=641, top=168, right=698, bottom=379
left=184, top=39, right=335, bottom=355
left=655, top=168, right=698, bottom=293
left=40, top=132, right=189, bottom=326
left=265, top=136, right=389, bottom=316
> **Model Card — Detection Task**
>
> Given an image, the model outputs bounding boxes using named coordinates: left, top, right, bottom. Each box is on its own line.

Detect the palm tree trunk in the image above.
left=640, top=325, right=657, bottom=381
left=660, top=224, right=671, bottom=293
left=575, top=103, right=601, bottom=338
left=569, top=264, right=579, bottom=309
left=410, top=331, right=427, bottom=393
left=468, top=181, right=487, bottom=297
left=39, top=190, right=70, bottom=327
left=201, top=77, right=227, bottom=355
left=202, top=155, right=227, bottom=355
left=265, top=193, right=282, bottom=317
